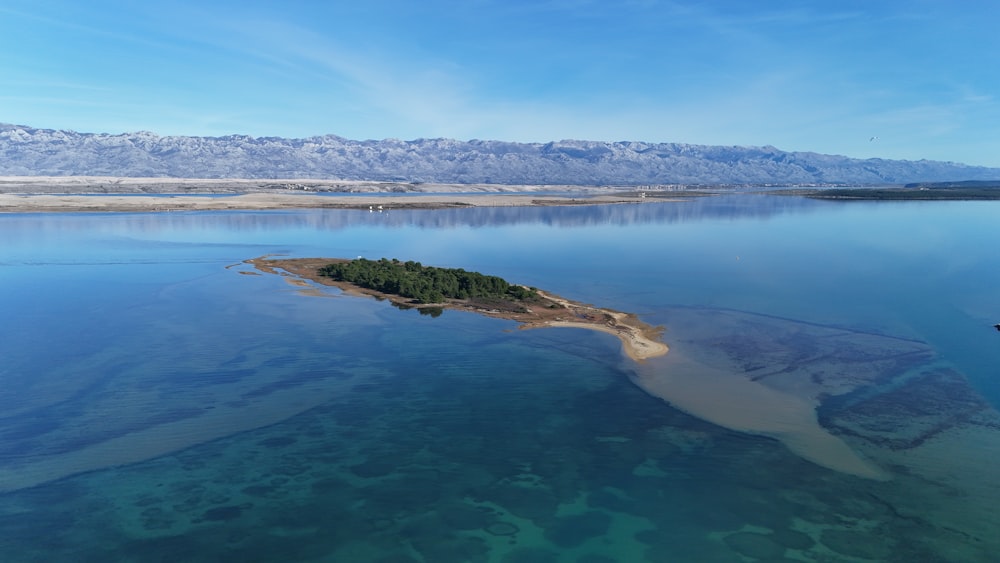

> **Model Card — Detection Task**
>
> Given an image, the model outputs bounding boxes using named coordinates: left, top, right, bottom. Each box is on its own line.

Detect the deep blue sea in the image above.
left=1, top=195, right=999, bottom=562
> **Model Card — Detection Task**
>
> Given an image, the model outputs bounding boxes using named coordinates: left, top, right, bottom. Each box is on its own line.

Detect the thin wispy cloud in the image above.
left=203, top=19, right=479, bottom=137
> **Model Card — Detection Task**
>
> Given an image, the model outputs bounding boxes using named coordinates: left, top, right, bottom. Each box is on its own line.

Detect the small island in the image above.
left=247, top=256, right=668, bottom=361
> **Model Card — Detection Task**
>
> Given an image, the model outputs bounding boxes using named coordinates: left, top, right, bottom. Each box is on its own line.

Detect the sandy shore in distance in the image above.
left=0, top=176, right=667, bottom=212
left=248, top=257, right=668, bottom=362
left=0, top=192, right=658, bottom=212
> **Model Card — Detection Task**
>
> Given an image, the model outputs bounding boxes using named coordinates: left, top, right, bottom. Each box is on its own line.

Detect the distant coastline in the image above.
left=247, top=256, right=669, bottom=362
left=787, top=183, right=1000, bottom=200
left=0, top=176, right=689, bottom=213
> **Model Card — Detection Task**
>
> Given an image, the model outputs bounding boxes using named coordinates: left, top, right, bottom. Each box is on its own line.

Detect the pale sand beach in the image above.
left=523, top=290, right=668, bottom=361
left=542, top=321, right=670, bottom=362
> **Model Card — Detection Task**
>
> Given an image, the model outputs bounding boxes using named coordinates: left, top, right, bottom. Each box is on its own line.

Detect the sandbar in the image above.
left=633, top=352, right=889, bottom=480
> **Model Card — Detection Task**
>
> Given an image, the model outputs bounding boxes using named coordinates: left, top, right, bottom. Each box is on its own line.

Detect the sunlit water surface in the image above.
left=1, top=195, right=999, bottom=562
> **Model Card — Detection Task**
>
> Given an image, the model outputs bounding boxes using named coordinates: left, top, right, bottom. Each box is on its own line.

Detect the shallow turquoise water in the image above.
left=1, top=195, right=999, bottom=561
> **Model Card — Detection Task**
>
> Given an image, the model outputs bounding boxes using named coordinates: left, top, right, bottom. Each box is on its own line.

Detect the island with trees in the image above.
left=318, top=258, right=539, bottom=305
left=245, top=256, right=668, bottom=361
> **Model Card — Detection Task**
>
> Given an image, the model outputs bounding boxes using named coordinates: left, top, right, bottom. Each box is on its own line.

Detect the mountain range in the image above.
left=2, top=123, right=998, bottom=186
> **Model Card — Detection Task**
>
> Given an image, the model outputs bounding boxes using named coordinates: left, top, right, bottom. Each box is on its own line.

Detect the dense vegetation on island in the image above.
left=318, top=258, right=539, bottom=304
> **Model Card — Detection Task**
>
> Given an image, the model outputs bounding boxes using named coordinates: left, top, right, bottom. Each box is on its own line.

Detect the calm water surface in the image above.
left=1, top=195, right=998, bottom=562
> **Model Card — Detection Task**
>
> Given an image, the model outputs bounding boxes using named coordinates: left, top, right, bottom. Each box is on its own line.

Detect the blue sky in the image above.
left=2, top=0, right=998, bottom=166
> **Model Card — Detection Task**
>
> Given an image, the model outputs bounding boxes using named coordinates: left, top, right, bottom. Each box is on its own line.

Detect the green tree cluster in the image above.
left=319, top=258, right=538, bottom=304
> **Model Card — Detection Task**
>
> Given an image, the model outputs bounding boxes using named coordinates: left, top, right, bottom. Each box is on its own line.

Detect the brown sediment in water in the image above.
left=0, top=372, right=354, bottom=493
left=633, top=351, right=890, bottom=481
left=247, top=256, right=668, bottom=362
left=628, top=307, right=929, bottom=481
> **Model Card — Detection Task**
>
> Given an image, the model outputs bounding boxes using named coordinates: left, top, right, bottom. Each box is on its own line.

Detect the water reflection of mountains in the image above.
left=12, top=195, right=827, bottom=233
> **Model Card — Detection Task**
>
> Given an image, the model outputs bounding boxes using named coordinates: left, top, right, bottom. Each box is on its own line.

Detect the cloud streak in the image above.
left=2, top=0, right=998, bottom=166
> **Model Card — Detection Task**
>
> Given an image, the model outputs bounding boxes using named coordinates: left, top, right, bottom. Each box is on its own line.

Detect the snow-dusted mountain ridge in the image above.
left=2, top=123, right=998, bottom=185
